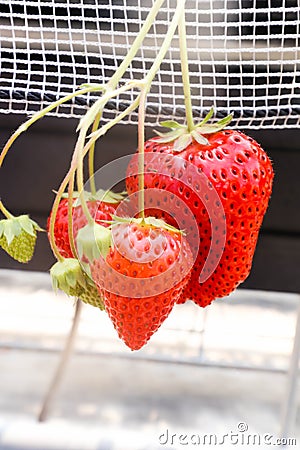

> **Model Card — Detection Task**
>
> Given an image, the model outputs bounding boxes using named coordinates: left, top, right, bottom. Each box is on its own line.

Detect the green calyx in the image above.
left=76, top=223, right=112, bottom=263
left=50, top=258, right=105, bottom=310
left=111, top=215, right=184, bottom=235
left=51, top=258, right=86, bottom=295
left=0, top=215, right=43, bottom=263
left=155, top=108, right=233, bottom=152
left=61, top=189, right=127, bottom=205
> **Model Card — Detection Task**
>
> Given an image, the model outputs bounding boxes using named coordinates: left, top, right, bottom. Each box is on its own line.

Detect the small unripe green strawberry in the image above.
left=79, top=279, right=105, bottom=310
left=50, top=258, right=104, bottom=310
left=0, top=215, right=42, bottom=263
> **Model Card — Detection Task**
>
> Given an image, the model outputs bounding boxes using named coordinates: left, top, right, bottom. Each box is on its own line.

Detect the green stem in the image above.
left=85, top=95, right=141, bottom=149
left=143, top=0, right=186, bottom=88
left=76, top=129, right=94, bottom=226
left=88, top=112, right=102, bottom=196
left=107, top=0, right=166, bottom=90
left=0, top=86, right=104, bottom=168
left=81, top=0, right=166, bottom=198
left=86, top=1, right=185, bottom=149
left=137, top=90, right=147, bottom=219
left=0, top=200, right=14, bottom=219
left=49, top=99, right=140, bottom=261
left=67, top=172, right=77, bottom=258
left=178, top=6, right=194, bottom=132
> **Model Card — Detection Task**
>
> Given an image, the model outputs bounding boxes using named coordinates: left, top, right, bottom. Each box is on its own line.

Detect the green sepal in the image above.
left=0, top=215, right=43, bottom=245
left=50, top=258, right=105, bottom=310
left=194, top=113, right=234, bottom=134
left=62, top=189, right=126, bottom=205
left=197, top=107, right=214, bottom=126
left=154, top=128, right=185, bottom=143
left=0, top=215, right=43, bottom=263
left=191, top=129, right=209, bottom=146
left=50, top=258, right=86, bottom=296
left=159, top=120, right=184, bottom=129
left=76, top=223, right=112, bottom=263
left=173, top=133, right=193, bottom=152
left=111, top=215, right=184, bottom=235
left=151, top=108, right=233, bottom=152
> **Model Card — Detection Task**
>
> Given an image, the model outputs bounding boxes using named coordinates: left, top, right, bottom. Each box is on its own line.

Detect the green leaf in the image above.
left=191, top=129, right=210, bottom=145
left=159, top=120, right=184, bottom=129
left=173, top=133, right=193, bottom=152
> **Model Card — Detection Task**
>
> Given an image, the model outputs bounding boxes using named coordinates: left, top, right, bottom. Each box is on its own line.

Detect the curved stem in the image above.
left=0, top=200, right=14, bottom=219
left=84, top=95, right=141, bottom=149
left=67, top=172, right=77, bottom=258
left=0, top=86, right=104, bottom=168
left=143, top=0, right=186, bottom=87
left=107, top=0, right=166, bottom=90
left=138, top=90, right=147, bottom=219
left=48, top=99, right=141, bottom=261
left=76, top=129, right=94, bottom=227
left=178, top=6, right=194, bottom=132
left=88, top=112, right=102, bottom=196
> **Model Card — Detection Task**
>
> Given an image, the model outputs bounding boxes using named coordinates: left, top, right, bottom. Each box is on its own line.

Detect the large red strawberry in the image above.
left=126, top=116, right=274, bottom=308
left=47, top=190, right=125, bottom=259
left=90, top=218, right=193, bottom=350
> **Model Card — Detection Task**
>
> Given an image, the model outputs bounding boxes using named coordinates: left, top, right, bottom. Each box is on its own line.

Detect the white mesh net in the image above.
left=0, top=0, right=299, bottom=128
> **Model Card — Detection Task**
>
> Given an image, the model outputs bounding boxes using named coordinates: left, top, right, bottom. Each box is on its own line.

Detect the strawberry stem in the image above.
left=178, top=7, right=194, bottom=132
left=88, top=112, right=102, bottom=197
left=138, top=90, right=147, bottom=219
left=48, top=99, right=141, bottom=261
left=76, top=128, right=95, bottom=227
left=0, top=200, right=14, bottom=219
left=0, top=85, right=105, bottom=169
left=106, top=0, right=166, bottom=90
left=67, top=172, right=77, bottom=258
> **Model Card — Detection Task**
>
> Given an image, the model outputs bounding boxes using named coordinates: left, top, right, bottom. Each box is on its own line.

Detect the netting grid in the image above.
left=0, top=0, right=299, bottom=128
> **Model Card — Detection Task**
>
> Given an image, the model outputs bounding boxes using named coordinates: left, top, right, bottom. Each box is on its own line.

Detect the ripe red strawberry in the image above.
left=47, top=190, right=124, bottom=259
left=126, top=127, right=274, bottom=308
left=90, top=218, right=193, bottom=350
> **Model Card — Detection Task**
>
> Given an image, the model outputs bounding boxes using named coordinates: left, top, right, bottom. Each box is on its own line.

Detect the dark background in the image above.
left=0, top=113, right=299, bottom=293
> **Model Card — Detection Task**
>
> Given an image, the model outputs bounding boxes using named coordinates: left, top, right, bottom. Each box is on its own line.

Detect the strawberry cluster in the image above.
left=0, top=3, right=274, bottom=351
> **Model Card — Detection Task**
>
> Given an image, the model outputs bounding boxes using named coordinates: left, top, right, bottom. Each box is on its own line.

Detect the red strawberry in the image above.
left=47, top=190, right=124, bottom=259
left=90, top=218, right=193, bottom=350
left=126, top=124, right=274, bottom=308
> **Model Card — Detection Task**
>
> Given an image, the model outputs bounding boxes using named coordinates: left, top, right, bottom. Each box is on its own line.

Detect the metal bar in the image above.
left=279, top=295, right=300, bottom=440
left=37, top=299, right=82, bottom=422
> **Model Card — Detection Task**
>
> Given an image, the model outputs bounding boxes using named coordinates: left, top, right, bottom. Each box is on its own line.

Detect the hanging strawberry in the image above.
left=126, top=113, right=274, bottom=307
left=47, top=190, right=125, bottom=259
left=89, top=217, right=193, bottom=350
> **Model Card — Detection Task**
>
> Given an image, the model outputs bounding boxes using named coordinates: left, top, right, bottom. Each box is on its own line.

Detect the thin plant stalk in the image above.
left=0, top=200, right=13, bottom=219
left=88, top=112, right=102, bottom=196
left=67, top=171, right=77, bottom=258
left=178, top=7, right=194, bottom=132
left=137, top=90, right=147, bottom=219
left=0, top=85, right=105, bottom=168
